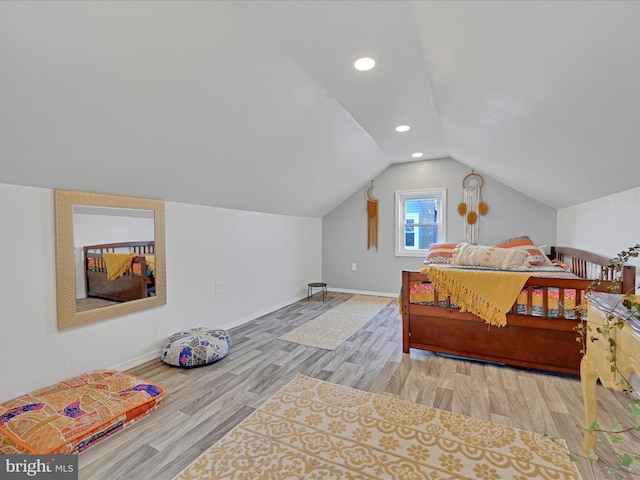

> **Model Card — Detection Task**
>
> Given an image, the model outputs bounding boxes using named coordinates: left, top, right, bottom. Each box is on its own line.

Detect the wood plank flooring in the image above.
left=78, top=292, right=640, bottom=479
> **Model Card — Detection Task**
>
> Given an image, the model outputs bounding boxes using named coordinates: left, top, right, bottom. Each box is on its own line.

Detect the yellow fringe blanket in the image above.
left=102, top=253, right=137, bottom=280
left=420, top=265, right=531, bottom=327
left=144, top=254, right=155, bottom=276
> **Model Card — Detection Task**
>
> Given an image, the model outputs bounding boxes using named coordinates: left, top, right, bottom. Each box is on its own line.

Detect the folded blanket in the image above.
left=144, top=254, right=155, bottom=276
left=420, top=265, right=531, bottom=326
left=102, top=253, right=137, bottom=280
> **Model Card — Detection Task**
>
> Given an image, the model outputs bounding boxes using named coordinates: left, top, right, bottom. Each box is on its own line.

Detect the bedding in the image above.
left=0, top=370, right=165, bottom=454
left=409, top=264, right=583, bottom=320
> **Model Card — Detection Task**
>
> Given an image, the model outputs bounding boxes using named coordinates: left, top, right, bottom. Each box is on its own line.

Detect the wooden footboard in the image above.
left=401, top=246, right=636, bottom=376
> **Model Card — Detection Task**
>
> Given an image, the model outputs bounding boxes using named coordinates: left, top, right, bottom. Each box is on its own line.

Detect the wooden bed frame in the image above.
left=84, top=241, right=155, bottom=303
left=401, top=246, right=636, bottom=376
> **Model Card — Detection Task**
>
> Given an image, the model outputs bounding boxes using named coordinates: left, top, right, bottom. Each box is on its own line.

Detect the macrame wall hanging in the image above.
left=366, top=180, right=379, bottom=250
left=458, top=172, right=488, bottom=244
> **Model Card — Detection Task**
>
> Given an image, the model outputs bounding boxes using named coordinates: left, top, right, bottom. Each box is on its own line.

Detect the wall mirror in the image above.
left=55, top=189, right=166, bottom=330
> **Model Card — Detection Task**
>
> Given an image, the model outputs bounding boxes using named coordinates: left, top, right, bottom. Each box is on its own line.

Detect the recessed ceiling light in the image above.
left=411, top=152, right=424, bottom=158
left=395, top=125, right=410, bottom=133
left=354, top=57, right=375, bottom=71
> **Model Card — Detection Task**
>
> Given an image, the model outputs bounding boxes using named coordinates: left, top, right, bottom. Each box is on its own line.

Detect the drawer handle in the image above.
left=590, top=335, right=599, bottom=342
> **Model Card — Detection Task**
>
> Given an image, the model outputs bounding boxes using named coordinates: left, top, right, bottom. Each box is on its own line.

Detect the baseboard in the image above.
left=328, top=287, right=398, bottom=298
left=110, top=349, right=160, bottom=372
left=109, top=290, right=391, bottom=373
left=109, top=294, right=308, bottom=372
left=217, top=293, right=309, bottom=331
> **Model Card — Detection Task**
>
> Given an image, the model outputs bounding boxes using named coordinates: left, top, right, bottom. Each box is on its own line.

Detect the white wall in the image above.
left=322, top=158, right=557, bottom=294
left=557, top=185, right=640, bottom=284
left=558, top=185, right=640, bottom=260
left=0, top=182, right=321, bottom=402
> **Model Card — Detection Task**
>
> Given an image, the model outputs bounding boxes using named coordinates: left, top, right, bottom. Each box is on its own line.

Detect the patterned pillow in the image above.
left=552, top=259, right=572, bottom=271
left=483, top=236, right=552, bottom=267
left=483, top=235, right=534, bottom=248
left=519, top=247, right=553, bottom=266
left=423, top=243, right=459, bottom=265
left=451, top=243, right=530, bottom=270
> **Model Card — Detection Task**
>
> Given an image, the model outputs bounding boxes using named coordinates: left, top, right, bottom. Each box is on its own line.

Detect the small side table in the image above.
left=307, top=282, right=327, bottom=301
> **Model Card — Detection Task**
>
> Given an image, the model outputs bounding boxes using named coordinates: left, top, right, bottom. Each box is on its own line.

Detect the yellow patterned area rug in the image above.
left=278, top=294, right=391, bottom=350
left=174, top=374, right=581, bottom=480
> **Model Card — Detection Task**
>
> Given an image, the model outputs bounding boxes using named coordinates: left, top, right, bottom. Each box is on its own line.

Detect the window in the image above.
left=395, top=189, right=446, bottom=256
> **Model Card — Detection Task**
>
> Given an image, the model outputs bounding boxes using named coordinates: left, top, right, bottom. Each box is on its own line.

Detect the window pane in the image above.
left=405, top=226, right=415, bottom=247
left=416, top=225, right=438, bottom=248
left=403, top=226, right=438, bottom=249
left=406, top=199, right=438, bottom=223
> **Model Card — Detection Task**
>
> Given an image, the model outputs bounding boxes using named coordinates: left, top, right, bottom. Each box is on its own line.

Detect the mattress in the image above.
left=0, top=370, right=165, bottom=454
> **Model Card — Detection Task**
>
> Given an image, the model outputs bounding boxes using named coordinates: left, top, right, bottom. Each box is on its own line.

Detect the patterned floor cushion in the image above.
left=0, top=370, right=165, bottom=455
left=162, top=328, right=231, bottom=367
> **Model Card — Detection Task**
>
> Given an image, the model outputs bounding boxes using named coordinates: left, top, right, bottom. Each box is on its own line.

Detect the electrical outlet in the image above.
left=351, top=263, right=357, bottom=271
left=215, top=281, right=222, bottom=294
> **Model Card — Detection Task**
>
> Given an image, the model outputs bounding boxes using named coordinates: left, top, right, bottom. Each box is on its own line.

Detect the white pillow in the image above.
left=451, top=243, right=529, bottom=270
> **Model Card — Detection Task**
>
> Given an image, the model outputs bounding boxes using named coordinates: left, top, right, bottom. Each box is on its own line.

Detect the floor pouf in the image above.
left=162, top=328, right=231, bottom=367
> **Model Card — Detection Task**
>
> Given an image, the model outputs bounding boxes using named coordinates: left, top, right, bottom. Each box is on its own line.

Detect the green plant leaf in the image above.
left=616, top=452, right=634, bottom=468
left=585, top=449, right=599, bottom=461
left=609, top=417, right=623, bottom=431
left=606, top=431, right=623, bottom=444
left=606, top=468, right=625, bottom=479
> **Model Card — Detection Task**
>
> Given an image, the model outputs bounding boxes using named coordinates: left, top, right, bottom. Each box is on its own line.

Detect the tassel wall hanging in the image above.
left=366, top=180, right=379, bottom=250
left=458, top=172, right=488, bottom=244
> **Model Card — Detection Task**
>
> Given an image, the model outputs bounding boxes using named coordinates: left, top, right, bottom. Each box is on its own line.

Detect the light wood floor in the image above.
left=78, top=292, right=640, bottom=480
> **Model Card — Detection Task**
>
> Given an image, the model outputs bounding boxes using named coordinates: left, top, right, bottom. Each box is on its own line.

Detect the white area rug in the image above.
left=278, top=294, right=391, bottom=350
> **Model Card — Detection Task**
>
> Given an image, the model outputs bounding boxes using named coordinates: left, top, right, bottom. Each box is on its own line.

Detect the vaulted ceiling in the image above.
left=2, top=1, right=639, bottom=217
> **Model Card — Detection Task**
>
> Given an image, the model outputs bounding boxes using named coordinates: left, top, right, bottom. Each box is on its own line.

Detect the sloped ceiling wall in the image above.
left=1, top=1, right=638, bottom=217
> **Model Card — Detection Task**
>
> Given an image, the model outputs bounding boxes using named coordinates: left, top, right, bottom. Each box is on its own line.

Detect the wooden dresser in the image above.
left=580, top=292, right=640, bottom=454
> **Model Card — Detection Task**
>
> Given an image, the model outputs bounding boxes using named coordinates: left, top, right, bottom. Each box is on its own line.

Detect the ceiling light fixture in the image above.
left=354, top=57, right=375, bottom=71
left=395, top=125, right=410, bottom=133
left=411, top=152, right=424, bottom=158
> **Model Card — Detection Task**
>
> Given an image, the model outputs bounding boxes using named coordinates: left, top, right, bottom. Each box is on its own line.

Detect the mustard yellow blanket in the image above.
left=420, top=265, right=531, bottom=327
left=102, top=252, right=137, bottom=280
left=144, top=254, right=155, bottom=276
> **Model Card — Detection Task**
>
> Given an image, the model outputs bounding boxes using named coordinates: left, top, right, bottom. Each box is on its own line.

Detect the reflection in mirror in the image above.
left=55, top=190, right=166, bottom=331
left=73, top=206, right=155, bottom=312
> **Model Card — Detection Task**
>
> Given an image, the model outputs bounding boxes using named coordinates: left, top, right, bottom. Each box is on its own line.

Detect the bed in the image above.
left=401, top=244, right=636, bottom=376
left=83, top=241, right=155, bottom=302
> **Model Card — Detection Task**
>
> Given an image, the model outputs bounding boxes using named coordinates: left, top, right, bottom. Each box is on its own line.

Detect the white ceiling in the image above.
left=1, top=1, right=639, bottom=217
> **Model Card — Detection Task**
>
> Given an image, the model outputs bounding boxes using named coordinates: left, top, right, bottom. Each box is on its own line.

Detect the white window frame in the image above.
left=395, top=188, right=447, bottom=257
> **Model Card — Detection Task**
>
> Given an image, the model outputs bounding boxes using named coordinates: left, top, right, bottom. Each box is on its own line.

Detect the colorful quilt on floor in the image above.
left=0, top=370, right=165, bottom=454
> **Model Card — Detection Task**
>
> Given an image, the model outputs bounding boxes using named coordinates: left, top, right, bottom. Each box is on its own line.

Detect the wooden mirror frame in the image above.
left=55, top=189, right=167, bottom=330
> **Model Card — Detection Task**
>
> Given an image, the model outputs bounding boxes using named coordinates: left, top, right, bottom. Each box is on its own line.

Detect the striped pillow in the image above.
left=483, top=235, right=534, bottom=248
left=423, top=243, right=459, bottom=265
